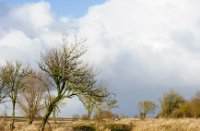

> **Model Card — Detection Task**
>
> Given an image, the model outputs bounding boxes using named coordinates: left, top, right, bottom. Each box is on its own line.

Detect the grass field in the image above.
left=0, top=117, right=200, bottom=131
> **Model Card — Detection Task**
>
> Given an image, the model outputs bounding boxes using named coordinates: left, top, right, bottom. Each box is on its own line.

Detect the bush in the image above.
left=159, top=90, right=185, bottom=118
left=190, top=91, right=200, bottom=118
left=73, top=124, right=95, bottom=131
left=94, top=110, right=117, bottom=120
left=72, top=114, right=80, bottom=119
left=170, top=103, right=192, bottom=118
left=81, top=114, right=89, bottom=120
left=106, top=124, right=132, bottom=131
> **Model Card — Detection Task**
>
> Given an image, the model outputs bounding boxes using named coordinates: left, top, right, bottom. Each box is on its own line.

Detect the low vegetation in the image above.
left=1, top=118, right=200, bottom=131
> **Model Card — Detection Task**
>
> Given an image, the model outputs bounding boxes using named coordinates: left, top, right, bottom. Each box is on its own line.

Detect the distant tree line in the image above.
left=137, top=90, right=200, bottom=119
left=0, top=36, right=117, bottom=131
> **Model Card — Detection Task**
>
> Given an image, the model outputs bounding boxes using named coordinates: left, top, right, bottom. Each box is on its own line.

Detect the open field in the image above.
left=0, top=118, right=200, bottom=131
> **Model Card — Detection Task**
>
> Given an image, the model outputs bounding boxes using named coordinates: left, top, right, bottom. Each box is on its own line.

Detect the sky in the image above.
left=1, top=0, right=200, bottom=117
left=7, top=0, right=106, bottom=18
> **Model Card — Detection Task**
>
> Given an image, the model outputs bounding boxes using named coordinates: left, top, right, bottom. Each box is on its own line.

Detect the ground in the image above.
left=0, top=117, right=200, bottom=131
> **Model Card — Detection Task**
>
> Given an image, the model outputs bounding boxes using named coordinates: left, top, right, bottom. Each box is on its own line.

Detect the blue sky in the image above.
left=7, top=0, right=106, bottom=18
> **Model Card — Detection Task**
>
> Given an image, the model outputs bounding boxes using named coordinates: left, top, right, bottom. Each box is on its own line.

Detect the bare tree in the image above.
left=106, top=97, right=118, bottom=111
left=0, top=61, right=32, bottom=129
left=39, top=37, right=110, bottom=131
left=83, top=97, right=98, bottom=119
left=17, top=72, right=48, bottom=124
left=137, top=100, right=157, bottom=119
left=83, top=95, right=117, bottom=119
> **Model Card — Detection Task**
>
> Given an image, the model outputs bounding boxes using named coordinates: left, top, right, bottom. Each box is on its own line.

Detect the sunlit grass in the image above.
left=0, top=118, right=200, bottom=131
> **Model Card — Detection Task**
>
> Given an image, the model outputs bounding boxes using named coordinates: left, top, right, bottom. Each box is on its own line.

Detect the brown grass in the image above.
left=0, top=118, right=200, bottom=131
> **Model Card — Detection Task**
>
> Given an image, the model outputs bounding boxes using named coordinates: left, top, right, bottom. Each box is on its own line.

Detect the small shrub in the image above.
left=106, top=124, right=132, bottom=131
left=73, top=124, right=95, bottom=131
left=72, top=114, right=80, bottom=119
left=81, top=114, right=89, bottom=120
left=94, top=110, right=117, bottom=120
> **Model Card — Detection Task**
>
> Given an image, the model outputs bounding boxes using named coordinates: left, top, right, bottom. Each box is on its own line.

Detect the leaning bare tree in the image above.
left=17, top=72, right=48, bottom=124
left=0, top=61, right=32, bottom=130
left=39, top=37, right=110, bottom=131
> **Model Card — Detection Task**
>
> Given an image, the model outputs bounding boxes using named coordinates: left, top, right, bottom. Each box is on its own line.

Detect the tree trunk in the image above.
left=29, top=118, right=33, bottom=124
left=143, top=113, right=146, bottom=119
left=10, top=100, right=16, bottom=130
left=87, top=110, right=92, bottom=120
left=41, top=96, right=61, bottom=131
left=41, top=107, right=53, bottom=131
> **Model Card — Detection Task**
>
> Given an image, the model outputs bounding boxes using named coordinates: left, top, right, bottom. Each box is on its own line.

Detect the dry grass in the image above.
left=0, top=118, right=200, bottom=131
left=120, top=118, right=200, bottom=131
left=91, top=118, right=200, bottom=131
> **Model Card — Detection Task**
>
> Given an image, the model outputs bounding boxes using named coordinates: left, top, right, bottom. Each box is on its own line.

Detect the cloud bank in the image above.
left=1, top=0, right=200, bottom=116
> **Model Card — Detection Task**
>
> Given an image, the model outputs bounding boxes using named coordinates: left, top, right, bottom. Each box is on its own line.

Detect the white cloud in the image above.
left=77, top=0, right=200, bottom=87
left=0, top=1, right=67, bottom=64
left=1, top=0, right=200, bottom=116
left=0, top=30, right=42, bottom=64
left=8, top=2, right=53, bottom=29
left=74, top=0, right=200, bottom=115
